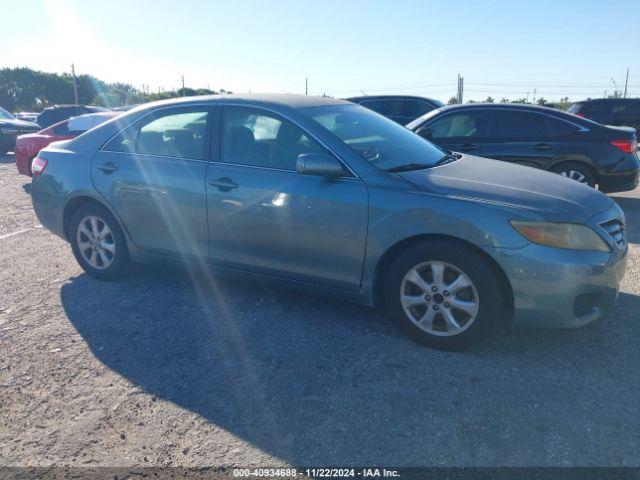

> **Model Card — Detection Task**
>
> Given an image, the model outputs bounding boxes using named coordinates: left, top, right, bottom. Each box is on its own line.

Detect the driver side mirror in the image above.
left=296, top=153, right=346, bottom=178
left=415, top=126, right=433, bottom=139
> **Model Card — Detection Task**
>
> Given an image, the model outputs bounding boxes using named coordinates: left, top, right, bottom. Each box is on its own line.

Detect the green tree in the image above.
left=0, top=67, right=226, bottom=111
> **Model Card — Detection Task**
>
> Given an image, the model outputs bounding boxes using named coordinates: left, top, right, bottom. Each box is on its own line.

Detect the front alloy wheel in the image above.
left=385, top=241, right=504, bottom=350
left=400, top=261, right=479, bottom=337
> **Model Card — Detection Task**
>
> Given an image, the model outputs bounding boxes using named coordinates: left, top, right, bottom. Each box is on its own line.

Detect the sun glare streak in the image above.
left=130, top=155, right=285, bottom=448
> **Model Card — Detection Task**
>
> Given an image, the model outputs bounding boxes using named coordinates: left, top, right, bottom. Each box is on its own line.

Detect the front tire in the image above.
left=384, top=241, right=504, bottom=350
left=69, top=204, right=129, bottom=280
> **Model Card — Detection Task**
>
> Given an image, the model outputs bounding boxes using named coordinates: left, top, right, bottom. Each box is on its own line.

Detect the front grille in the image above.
left=600, top=218, right=626, bottom=248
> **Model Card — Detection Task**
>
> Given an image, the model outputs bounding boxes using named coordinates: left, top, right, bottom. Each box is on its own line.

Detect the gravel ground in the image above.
left=1, top=152, right=639, bottom=468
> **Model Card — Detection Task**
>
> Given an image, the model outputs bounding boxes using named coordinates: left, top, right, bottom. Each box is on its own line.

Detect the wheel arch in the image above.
left=62, top=195, right=125, bottom=242
left=372, top=234, right=514, bottom=327
left=548, top=159, right=598, bottom=184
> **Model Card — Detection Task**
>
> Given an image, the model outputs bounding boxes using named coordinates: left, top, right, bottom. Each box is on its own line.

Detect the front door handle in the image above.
left=456, top=143, right=477, bottom=151
left=532, top=143, right=553, bottom=150
left=97, top=162, right=119, bottom=173
left=208, top=177, right=239, bottom=191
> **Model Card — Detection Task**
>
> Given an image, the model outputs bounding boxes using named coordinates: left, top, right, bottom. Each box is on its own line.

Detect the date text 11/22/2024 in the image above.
left=232, top=468, right=400, bottom=478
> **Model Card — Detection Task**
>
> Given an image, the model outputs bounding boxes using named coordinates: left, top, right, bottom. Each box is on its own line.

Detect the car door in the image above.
left=418, top=108, right=491, bottom=155
left=93, top=106, right=213, bottom=260
left=206, top=105, right=368, bottom=291
left=481, top=109, right=562, bottom=169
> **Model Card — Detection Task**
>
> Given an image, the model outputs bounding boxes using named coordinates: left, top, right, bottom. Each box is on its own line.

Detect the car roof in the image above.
left=42, top=104, right=105, bottom=111
left=130, top=94, right=350, bottom=113
left=432, top=102, right=571, bottom=115
left=345, top=95, right=439, bottom=102
left=46, top=111, right=120, bottom=130
left=572, top=98, right=640, bottom=104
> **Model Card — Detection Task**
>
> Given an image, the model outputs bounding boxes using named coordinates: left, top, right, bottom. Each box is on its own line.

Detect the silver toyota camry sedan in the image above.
left=30, top=94, right=628, bottom=350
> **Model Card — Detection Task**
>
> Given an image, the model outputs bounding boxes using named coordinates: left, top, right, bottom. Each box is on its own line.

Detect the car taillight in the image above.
left=610, top=139, right=636, bottom=154
left=31, top=156, right=48, bottom=176
left=575, top=112, right=586, bottom=118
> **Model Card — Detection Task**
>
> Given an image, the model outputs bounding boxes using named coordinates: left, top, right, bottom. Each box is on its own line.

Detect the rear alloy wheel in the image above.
left=550, top=162, right=595, bottom=188
left=385, top=241, right=504, bottom=350
left=70, top=204, right=129, bottom=280
left=76, top=215, right=116, bottom=270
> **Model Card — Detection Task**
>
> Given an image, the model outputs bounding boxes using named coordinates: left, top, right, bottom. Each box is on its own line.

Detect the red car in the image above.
left=15, top=112, right=118, bottom=176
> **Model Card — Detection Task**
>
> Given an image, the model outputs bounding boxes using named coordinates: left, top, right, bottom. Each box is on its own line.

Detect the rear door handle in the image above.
left=456, top=143, right=477, bottom=151
left=97, top=162, right=119, bottom=173
left=532, top=143, right=553, bottom=150
left=208, top=177, right=239, bottom=191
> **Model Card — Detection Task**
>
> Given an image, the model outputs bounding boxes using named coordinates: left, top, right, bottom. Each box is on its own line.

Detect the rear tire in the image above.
left=69, top=204, right=129, bottom=281
left=550, top=162, right=595, bottom=188
left=384, top=241, right=504, bottom=350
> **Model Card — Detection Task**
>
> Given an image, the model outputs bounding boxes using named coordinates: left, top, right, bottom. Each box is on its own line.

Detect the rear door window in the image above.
left=544, top=115, right=580, bottom=138
left=105, top=108, right=210, bottom=160
left=490, top=110, right=548, bottom=140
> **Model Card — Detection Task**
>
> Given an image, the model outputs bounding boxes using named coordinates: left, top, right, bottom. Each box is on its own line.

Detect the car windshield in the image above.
left=301, top=104, right=446, bottom=172
left=0, top=107, right=15, bottom=120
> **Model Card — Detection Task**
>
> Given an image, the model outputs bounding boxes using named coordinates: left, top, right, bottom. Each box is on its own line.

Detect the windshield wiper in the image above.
left=387, top=153, right=461, bottom=173
left=432, top=153, right=461, bottom=167
left=386, top=163, right=431, bottom=173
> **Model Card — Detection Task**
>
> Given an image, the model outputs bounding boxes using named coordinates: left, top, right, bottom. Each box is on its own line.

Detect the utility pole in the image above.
left=533, top=88, right=537, bottom=104
left=456, top=74, right=464, bottom=104
left=181, top=75, right=185, bottom=96
left=305, top=77, right=308, bottom=96
left=71, top=62, right=79, bottom=104
left=624, top=68, right=629, bottom=98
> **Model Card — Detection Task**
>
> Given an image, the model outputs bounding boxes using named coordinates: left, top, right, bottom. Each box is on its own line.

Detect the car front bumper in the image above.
left=486, top=222, right=628, bottom=329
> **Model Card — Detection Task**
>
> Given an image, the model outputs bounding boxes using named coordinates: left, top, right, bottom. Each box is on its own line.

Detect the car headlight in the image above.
left=510, top=221, right=610, bottom=252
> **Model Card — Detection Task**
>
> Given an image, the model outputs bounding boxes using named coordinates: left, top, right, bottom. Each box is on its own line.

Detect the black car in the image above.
left=568, top=98, right=640, bottom=134
left=0, top=106, right=40, bottom=155
left=407, top=103, right=639, bottom=193
left=346, top=95, right=444, bottom=124
left=36, top=104, right=108, bottom=129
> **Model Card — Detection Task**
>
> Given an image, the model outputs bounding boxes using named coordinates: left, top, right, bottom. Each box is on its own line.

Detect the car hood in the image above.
left=398, top=154, right=613, bottom=223
left=0, top=118, right=40, bottom=130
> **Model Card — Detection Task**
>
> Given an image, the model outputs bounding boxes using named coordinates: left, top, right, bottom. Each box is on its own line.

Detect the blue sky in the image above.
left=2, top=0, right=639, bottom=102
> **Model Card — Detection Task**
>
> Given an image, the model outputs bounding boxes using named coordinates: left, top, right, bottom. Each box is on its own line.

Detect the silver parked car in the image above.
left=30, top=95, right=628, bottom=350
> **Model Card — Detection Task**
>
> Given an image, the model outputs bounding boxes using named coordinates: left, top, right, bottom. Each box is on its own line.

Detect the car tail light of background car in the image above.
left=31, top=156, right=48, bottom=176
left=610, top=139, right=637, bottom=154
